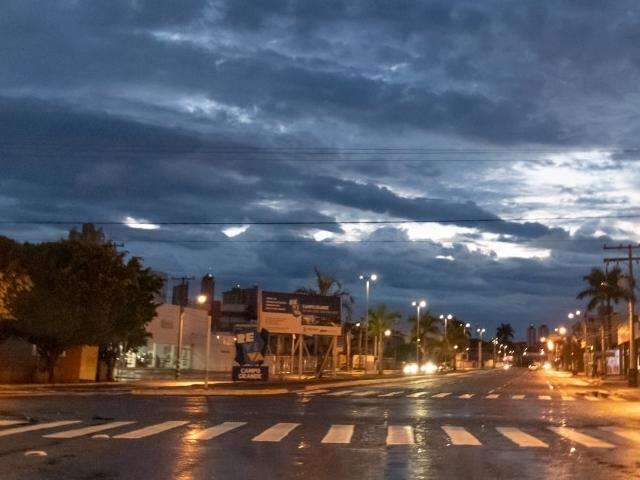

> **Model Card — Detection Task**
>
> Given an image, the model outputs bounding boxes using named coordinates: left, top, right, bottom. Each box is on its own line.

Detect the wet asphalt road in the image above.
left=1, top=368, right=640, bottom=480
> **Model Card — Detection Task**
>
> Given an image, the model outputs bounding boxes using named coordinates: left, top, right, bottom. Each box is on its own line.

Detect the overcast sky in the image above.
left=2, top=0, right=640, bottom=338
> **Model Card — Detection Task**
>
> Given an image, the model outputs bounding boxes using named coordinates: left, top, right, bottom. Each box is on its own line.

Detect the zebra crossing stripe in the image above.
left=512, top=395, right=525, bottom=400
left=0, top=420, right=26, bottom=427
left=432, top=392, right=451, bottom=398
left=378, top=391, right=403, bottom=397
left=584, top=395, right=600, bottom=401
left=351, top=391, right=376, bottom=397
left=496, top=427, right=548, bottom=448
left=442, top=426, right=481, bottom=446
left=0, top=420, right=81, bottom=438
left=44, top=421, right=136, bottom=439
left=113, top=421, right=189, bottom=439
left=538, top=395, right=552, bottom=401
left=252, top=423, right=300, bottom=442
left=548, top=427, right=615, bottom=448
left=406, top=392, right=429, bottom=398
left=485, top=394, right=499, bottom=399
left=458, top=394, right=474, bottom=399
left=326, top=390, right=353, bottom=396
left=561, top=395, right=576, bottom=401
left=321, top=425, right=354, bottom=444
left=191, top=422, right=247, bottom=441
left=386, top=425, right=414, bottom=445
left=599, top=426, right=640, bottom=443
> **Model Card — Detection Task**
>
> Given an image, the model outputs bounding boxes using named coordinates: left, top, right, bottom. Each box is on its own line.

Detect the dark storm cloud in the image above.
left=1, top=0, right=637, bottom=333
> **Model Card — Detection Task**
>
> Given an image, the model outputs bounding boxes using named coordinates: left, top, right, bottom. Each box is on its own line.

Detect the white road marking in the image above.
left=0, top=420, right=27, bottom=427
left=321, top=425, right=354, bottom=444
left=538, top=395, right=552, bottom=401
left=378, top=391, right=403, bottom=397
left=432, top=392, right=451, bottom=398
left=0, top=420, right=81, bottom=438
left=406, top=392, right=429, bottom=398
left=599, top=426, right=640, bottom=443
left=113, top=421, right=189, bottom=439
left=386, top=425, right=414, bottom=445
left=24, top=450, right=47, bottom=457
left=191, top=422, right=247, bottom=441
left=511, top=395, right=525, bottom=400
left=609, top=395, right=625, bottom=402
left=252, top=423, right=300, bottom=442
left=326, top=390, right=353, bottom=396
left=584, top=395, right=601, bottom=401
left=458, top=394, right=474, bottom=399
left=299, top=389, right=330, bottom=395
left=561, top=395, right=576, bottom=401
left=441, top=426, right=481, bottom=446
left=496, top=427, right=548, bottom=448
left=485, top=394, right=499, bottom=399
left=548, top=427, right=615, bottom=448
left=44, top=421, right=135, bottom=439
left=350, top=391, right=376, bottom=397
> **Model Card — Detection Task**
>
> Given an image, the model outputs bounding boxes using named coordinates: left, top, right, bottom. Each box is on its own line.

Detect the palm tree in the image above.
left=496, top=323, right=515, bottom=345
left=296, top=267, right=354, bottom=321
left=407, top=312, right=441, bottom=362
left=577, top=266, right=628, bottom=375
left=368, top=304, right=401, bottom=373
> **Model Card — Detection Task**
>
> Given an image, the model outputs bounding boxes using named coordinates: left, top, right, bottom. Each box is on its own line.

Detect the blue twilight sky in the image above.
left=2, top=0, right=640, bottom=338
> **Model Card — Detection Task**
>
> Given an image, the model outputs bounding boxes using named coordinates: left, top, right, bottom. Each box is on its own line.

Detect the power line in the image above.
left=0, top=212, right=639, bottom=226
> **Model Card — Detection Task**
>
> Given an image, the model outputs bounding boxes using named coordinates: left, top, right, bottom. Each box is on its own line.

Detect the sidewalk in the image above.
left=0, top=369, right=414, bottom=397
left=545, top=370, right=640, bottom=401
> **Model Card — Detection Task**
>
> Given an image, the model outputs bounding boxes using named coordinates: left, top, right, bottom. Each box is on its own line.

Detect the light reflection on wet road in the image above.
left=1, top=369, right=640, bottom=479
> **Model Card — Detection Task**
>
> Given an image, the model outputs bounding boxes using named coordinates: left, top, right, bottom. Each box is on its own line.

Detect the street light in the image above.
left=558, top=326, right=567, bottom=336
left=412, top=300, right=427, bottom=364
left=476, top=328, right=486, bottom=369
left=197, top=293, right=212, bottom=389
left=358, top=273, right=378, bottom=368
left=384, top=329, right=392, bottom=337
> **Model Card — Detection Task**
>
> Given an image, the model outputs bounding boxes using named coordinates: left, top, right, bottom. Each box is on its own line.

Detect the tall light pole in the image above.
left=412, top=300, right=427, bottom=364
left=567, top=310, right=582, bottom=374
left=359, top=273, right=377, bottom=367
left=440, top=313, right=453, bottom=366
left=197, top=294, right=212, bottom=389
left=477, top=328, right=486, bottom=369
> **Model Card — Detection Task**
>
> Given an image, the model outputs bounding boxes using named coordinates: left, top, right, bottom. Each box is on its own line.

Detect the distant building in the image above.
left=527, top=324, right=537, bottom=347
left=538, top=324, right=549, bottom=340
left=219, top=285, right=259, bottom=331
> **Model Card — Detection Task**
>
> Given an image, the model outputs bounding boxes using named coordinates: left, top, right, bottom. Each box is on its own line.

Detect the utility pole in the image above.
left=477, top=328, right=485, bottom=369
left=172, top=276, right=194, bottom=380
left=604, top=244, right=640, bottom=387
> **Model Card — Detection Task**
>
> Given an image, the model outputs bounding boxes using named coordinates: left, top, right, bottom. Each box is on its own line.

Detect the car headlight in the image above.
left=420, top=362, right=438, bottom=374
left=543, top=362, right=552, bottom=370
left=403, top=363, right=419, bottom=375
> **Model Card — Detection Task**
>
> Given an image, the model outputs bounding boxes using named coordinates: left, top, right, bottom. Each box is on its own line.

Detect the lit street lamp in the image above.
left=412, top=300, right=427, bottom=364
left=358, top=273, right=377, bottom=369
left=476, top=328, right=486, bottom=369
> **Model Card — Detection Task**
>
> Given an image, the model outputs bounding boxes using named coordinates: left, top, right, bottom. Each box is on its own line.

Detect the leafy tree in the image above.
left=3, top=239, right=125, bottom=381
left=496, top=323, right=515, bottom=345
left=367, top=304, right=401, bottom=373
left=97, top=257, right=163, bottom=380
left=407, top=312, right=441, bottom=361
left=0, top=225, right=162, bottom=382
left=0, top=237, right=31, bottom=324
left=577, top=266, right=628, bottom=375
left=66, top=224, right=163, bottom=380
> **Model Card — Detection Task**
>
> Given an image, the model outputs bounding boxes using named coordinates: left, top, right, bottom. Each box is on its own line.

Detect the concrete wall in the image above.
left=0, top=339, right=98, bottom=383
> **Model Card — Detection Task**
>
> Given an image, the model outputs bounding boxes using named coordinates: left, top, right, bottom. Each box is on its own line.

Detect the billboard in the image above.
left=259, top=291, right=342, bottom=335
